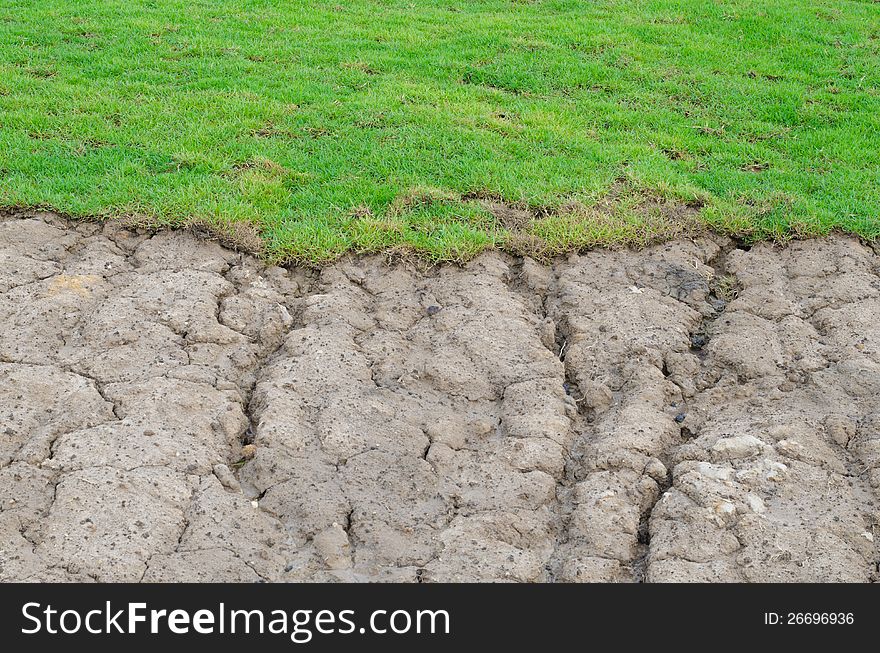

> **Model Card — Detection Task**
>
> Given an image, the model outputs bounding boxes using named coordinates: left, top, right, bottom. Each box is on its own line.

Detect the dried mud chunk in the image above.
left=142, top=549, right=263, bottom=582
left=0, top=363, right=113, bottom=465
left=710, top=434, right=768, bottom=461
left=557, top=556, right=631, bottom=583
left=35, top=466, right=190, bottom=582
left=313, top=525, right=353, bottom=570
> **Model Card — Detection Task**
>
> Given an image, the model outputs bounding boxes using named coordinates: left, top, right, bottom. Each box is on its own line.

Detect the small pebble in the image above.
left=674, top=413, right=686, bottom=423
left=426, top=305, right=442, bottom=316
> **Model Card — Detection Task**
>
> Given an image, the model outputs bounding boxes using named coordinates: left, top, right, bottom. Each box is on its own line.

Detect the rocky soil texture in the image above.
left=1, top=212, right=878, bottom=582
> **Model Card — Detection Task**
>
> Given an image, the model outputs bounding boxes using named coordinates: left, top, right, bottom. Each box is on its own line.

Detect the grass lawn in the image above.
left=1, top=0, right=878, bottom=262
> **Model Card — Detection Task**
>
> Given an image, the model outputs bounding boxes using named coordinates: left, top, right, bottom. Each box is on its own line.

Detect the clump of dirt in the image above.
left=187, top=217, right=267, bottom=255
left=1, top=210, right=877, bottom=583
left=462, top=184, right=705, bottom=259
left=387, top=187, right=459, bottom=216
left=477, top=199, right=533, bottom=231
left=228, top=157, right=288, bottom=175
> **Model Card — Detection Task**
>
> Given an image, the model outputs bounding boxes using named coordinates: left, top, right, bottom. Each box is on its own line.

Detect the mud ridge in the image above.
left=628, top=238, right=745, bottom=583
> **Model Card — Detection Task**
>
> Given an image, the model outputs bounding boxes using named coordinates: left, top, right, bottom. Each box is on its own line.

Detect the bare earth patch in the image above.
left=1, top=211, right=877, bottom=582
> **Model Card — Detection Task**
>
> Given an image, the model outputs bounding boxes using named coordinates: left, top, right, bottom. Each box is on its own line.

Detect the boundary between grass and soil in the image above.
left=1, top=196, right=876, bottom=270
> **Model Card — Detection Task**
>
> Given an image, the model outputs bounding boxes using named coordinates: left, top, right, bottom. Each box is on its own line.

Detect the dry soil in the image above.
left=1, top=211, right=878, bottom=582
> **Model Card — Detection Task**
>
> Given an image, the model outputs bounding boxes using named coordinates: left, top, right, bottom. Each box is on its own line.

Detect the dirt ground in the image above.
left=1, top=211, right=878, bottom=582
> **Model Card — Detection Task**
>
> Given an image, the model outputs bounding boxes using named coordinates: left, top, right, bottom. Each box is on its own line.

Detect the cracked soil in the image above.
left=1, top=211, right=878, bottom=582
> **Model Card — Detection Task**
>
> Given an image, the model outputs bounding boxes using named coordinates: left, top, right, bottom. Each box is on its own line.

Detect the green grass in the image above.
left=1, top=0, right=878, bottom=262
